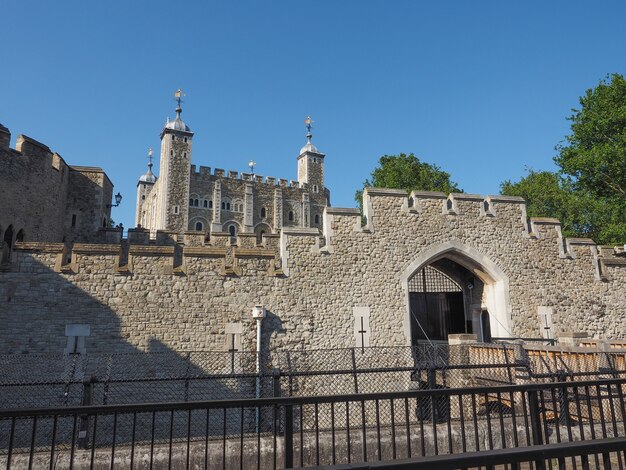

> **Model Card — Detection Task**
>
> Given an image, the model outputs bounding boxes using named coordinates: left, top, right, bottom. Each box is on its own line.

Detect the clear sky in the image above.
left=2, top=1, right=626, bottom=228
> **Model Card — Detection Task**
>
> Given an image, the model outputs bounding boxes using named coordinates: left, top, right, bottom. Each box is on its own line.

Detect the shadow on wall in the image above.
left=0, top=254, right=267, bottom=410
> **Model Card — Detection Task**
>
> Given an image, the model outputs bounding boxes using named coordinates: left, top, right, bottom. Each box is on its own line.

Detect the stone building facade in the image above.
left=0, top=123, right=114, bottom=264
left=135, top=105, right=330, bottom=242
left=1, top=189, right=624, bottom=357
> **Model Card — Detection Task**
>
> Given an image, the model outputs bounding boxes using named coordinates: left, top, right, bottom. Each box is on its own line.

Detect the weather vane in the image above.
left=174, top=88, right=185, bottom=108
left=249, top=160, right=256, bottom=174
left=148, top=148, right=153, bottom=168
left=304, top=116, right=314, bottom=134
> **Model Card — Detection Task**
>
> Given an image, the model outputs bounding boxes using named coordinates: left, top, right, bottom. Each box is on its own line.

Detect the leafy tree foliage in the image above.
left=502, top=74, right=626, bottom=245
left=355, top=153, right=462, bottom=208
left=555, top=73, right=626, bottom=201
left=500, top=170, right=600, bottom=240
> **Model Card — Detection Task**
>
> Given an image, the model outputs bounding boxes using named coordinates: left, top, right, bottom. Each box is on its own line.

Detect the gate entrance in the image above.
left=408, top=263, right=471, bottom=343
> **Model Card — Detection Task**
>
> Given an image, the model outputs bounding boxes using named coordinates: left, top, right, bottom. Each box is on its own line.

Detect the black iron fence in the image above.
left=2, top=344, right=626, bottom=410
left=1, top=378, right=625, bottom=469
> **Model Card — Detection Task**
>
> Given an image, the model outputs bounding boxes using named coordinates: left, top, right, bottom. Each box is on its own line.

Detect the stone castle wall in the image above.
left=0, top=125, right=113, bottom=247
left=0, top=190, right=624, bottom=356
left=188, top=166, right=327, bottom=236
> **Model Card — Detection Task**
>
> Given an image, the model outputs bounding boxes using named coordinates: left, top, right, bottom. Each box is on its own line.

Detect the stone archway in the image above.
left=400, top=241, right=512, bottom=344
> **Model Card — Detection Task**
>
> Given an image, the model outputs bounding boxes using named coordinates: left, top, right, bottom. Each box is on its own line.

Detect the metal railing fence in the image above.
left=1, top=344, right=626, bottom=410
left=1, top=377, right=625, bottom=469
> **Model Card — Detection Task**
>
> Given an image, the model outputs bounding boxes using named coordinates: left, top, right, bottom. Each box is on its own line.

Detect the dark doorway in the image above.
left=410, top=292, right=465, bottom=342
left=408, top=264, right=469, bottom=343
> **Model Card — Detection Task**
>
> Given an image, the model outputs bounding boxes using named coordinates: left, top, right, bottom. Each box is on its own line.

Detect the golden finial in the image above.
left=174, top=88, right=186, bottom=110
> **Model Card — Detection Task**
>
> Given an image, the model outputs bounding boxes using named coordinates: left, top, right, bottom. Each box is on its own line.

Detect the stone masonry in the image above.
left=1, top=189, right=624, bottom=356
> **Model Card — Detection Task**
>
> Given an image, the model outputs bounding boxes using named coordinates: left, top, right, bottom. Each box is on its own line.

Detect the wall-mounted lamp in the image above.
left=107, top=192, right=123, bottom=208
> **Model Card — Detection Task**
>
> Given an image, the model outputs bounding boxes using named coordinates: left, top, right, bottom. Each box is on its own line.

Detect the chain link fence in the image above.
left=1, top=343, right=625, bottom=410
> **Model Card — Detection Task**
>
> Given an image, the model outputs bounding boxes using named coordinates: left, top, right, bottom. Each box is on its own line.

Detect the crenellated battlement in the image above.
left=11, top=189, right=624, bottom=283
left=189, top=164, right=308, bottom=189
left=9, top=188, right=626, bottom=280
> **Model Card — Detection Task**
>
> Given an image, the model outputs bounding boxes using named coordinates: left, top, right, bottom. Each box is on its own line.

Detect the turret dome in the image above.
left=300, top=140, right=319, bottom=155
left=164, top=109, right=191, bottom=132
left=139, top=168, right=157, bottom=184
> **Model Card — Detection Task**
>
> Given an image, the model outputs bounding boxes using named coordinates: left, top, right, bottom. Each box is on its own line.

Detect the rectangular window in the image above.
left=71, top=214, right=77, bottom=227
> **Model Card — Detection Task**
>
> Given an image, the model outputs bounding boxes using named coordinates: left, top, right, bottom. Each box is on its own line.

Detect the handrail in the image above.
left=2, top=376, right=625, bottom=418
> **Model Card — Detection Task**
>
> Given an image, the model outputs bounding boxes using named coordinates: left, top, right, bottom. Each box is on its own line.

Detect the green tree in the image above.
left=355, top=153, right=462, bottom=208
left=500, top=170, right=598, bottom=239
left=502, top=74, right=626, bottom=245
left=555, top=73, right=626, bottom=201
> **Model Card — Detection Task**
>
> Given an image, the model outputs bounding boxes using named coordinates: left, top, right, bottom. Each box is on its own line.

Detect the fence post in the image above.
left=428, top=366, right=437, bottom=422
left=527, top=388, right=545, bottom=470
left=284, top=404, right=294, bottom=469
left=78, top=375, right=94, bottom=449
left=556, top=370, right=571, bottom=427
left=351, top=348, right=359, bottom=394
left=273, top=369, right=281, bottom=398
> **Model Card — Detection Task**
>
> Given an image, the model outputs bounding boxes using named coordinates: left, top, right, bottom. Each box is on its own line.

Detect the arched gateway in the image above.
left=400, top=241, right=512, bottom=344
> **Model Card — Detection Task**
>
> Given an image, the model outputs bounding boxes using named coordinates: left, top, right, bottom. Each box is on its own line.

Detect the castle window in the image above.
left=222, top=202, right=225, bottom=210
left=194, top=199, right=199, bottom=207
left=260, top=207, right=266, bottom=218
left=102, top=217, right=107, bottom=227
left=257, top=230, right=265, bottom=244
left=172, top=135, right=175, bottom=141
left=189, top=198, right=193, bottom=206
left=314, top=214, right=320, bottom=225
left=142, top=195, right=145, bottom=200
left=195, top=221, right=203, bottom=231
left=173, top=206, right=180, bottom=214
left=72, top=214, right=77, bottom=227
left=227, top=202, right=231, bottom=211
left=170, top=150, right=173, bottom=156
left=203, top=200, right=208, bottom=208
left=209, top=200, right=213, bottom=209
left=229, top=225, right=236, bottom=237
left=184, top=137, right=188, bottom=143
left=288, top=211, right=294, bottom=222
left=313, top=185, right=318, bottom=193
left=184, top=152, right=187, bottom=158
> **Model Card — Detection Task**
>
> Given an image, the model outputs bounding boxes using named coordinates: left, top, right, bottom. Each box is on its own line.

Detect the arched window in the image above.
left=257, top=230, right=265, bottom=244
left=227, top=202, right=231, bottom=211
left=229, top=225, right=236, bottom=237
left=260, top=207, right=266, bottom=218
left=288, top=211, right=294, bottom=222
left=194, top=199, right=199, bottom=207
left=203, top=200, right=208, bottom=208
left=195, top=221, right=203, bottom=231
left=16, top=229, right=25, bottom=243
left=102, top=217, right=107, bottom=227
left=209, top=200, right=213, bottom=209
left=221, top=202, right=225, bottom=210
left=189, top=198, right=194, bottom=206
left=314, top=214, right=320, bottom=225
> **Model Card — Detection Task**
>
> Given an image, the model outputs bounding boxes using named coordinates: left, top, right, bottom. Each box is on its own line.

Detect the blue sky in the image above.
left=2, top=1, right=626, bottom=228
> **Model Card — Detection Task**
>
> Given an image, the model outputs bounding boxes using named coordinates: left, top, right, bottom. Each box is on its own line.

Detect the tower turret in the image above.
left=135, top=148, right=157, bottom=227
left=297, top=116, right=325, bottom=193
left=154, top=89, right=194, bottom=232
